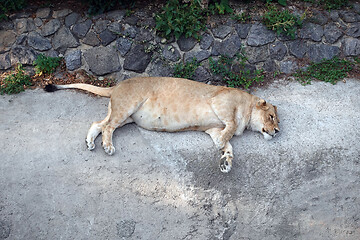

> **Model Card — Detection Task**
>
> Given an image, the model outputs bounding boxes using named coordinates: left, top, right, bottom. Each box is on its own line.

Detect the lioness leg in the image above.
left=86, top=101, right=112, bottom=150
left=206, top=128, right=234, bottom=173
left=101, top=97, right=145, bottom=155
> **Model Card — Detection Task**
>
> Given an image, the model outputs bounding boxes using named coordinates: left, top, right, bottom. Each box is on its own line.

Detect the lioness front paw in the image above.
left=102, top=143, right=115, bottom=155
left=219, top=152, right=232, bottom=173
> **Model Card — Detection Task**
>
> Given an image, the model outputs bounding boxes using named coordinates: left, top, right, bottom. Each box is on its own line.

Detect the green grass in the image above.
left=294, top=57, right=353, bottom=85
left=0, top=64, right=32, bottom=95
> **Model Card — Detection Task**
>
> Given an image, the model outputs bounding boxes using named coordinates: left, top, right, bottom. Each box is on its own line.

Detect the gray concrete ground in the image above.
left=0, top=78, right=359, bottom=240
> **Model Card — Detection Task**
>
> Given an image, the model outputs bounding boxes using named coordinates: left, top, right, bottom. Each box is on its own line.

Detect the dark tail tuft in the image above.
left=44, top=84, right=58, bottom=92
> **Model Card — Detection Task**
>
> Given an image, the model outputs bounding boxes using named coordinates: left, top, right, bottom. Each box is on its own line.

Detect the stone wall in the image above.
left=0, top=5, right=360, bottom=82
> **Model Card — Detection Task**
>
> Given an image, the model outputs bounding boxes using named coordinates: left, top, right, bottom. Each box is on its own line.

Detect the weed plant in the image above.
left=209, top=54, right=264, bottom=89
left=0, top=0, right=26, bottom=21
left=155, top=0, right=205, bottom=40
left=294, top=57, right=353, bottom=85
left=174, top=58, right=200, bottom=80
left=263, top=5, right=303, bottom=39
left=0, top=64, right=32, bottom=95
left=33, top=54, right=62, bottom=76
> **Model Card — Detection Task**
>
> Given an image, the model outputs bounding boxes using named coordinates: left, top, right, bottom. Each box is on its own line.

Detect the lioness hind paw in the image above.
left=85, top=139, right=95, bottom=151
left=219, top=155, right=232, bottom=173
left=102, top=143, right=115, bottom=156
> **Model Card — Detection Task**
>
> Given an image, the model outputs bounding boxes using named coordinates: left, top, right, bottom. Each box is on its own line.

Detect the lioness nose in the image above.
left=275, top=128, right=280, bottom=134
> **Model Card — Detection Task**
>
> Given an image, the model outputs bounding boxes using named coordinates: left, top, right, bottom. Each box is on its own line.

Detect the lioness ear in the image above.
left=274, top=105, right=277, bottom=112
left=256, top=99, right=268, bottom=110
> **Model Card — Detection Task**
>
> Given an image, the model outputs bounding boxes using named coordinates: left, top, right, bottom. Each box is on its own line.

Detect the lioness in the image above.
left=45, top=77, right=280, bottom=173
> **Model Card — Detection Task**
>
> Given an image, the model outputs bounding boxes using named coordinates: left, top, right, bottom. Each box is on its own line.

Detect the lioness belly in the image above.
left=131, top=98, right=223, bottom=132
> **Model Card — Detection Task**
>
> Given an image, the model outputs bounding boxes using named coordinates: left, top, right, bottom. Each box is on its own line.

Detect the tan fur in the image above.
left=49, top=77, right=280, bottom=173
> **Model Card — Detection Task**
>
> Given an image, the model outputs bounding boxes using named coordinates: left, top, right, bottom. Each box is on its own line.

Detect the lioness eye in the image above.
left=269, top=115, right=274, bottom=121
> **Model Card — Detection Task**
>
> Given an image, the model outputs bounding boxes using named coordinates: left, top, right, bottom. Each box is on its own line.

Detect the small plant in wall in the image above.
left=262, top=4, right=303, bottom=39
left=0, top=64, right=32, bottom=95
left=33, top=54, right=62, bottom=76
left=209, top=54, right=264, bottom=89
left=173, top=58, right=200, bottom=80
left=155, top=0, right=206, bottom=40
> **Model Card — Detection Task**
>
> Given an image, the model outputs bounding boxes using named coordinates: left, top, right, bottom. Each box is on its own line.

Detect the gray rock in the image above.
left=108, top=22, right=122, bottom=33
left=110, top=24, right=137, bottom=39
left=72, top=19, right=92, bottom=39
left=244, top=45, right=269, bottom=64
left=65, top=12, right=80, bottom=27
left=287, top=40, right=308, bottom=58
left=212, top=34, right=241, bottom=58
left=263, top=59, right=278, bottom=72
left=52, top=9, right=72, bottom=18
left=124, top=15, right=139, bottom=25
left=124, top=45, right=152, bottom=73
left=162, top=45, right=181, bottom=62
left=106, top=10, right=126, bottom=21
left=346, top=22, right=360, bottom=38
left=135, top=28, right=153, bottom=42
left=84, top=46, right=121, bottom=75
left=343, top=37, right=360, bottom=56
left=340, top=11, right=360, bottom=23
left=0, top=221, right=11, bottom=239
left=99, top=29, right=117, bottom=46
left=0, top=52, right=11, bottom=70
left=193, top=66, right=211, bottom=82
left=200, top=33, right=213, bottom=50
left=83, top=31, right=100, bottom=46
left=65, top=49, right=81, bottom=71
left=94, top=20, right=110, bottom=33
left=280, top=60, right=297, bottom=74
left=184, top=50, right=211, bottom=63
left=247, top=23, right=276, bottom=46
left=137, top=17, right=156, bottom=29
left=116, top=37, right=132, bottom=56
left=15, top=34, right=27, bottom=45
left=269, top=41, right=287, bottom=61
left=14, top=18, right=35, bottom=34
left=52, top=27, right=80, bottom=52
left=212, top=25, right=232, bottom=39
left=177, top=35, right=197, bottom=52
left=36, top=8, right=51, bottom=19
left=311, top=10, right=329, bottom=25
left=308, top=44, right=340, bottom=62
left=148, top=58, right=173, bottom=77
left=34, top=18, right=43, bottom=27
left=28, top=32, right=52, bottom=51
left=0, top=30, right=16, bottom=52
left=299, top=22, right=323, bottom=42
left=44, top=49, right=59, bottom=58
left=41, top=19, right=61, bottom=36
left=235, top=23, right=251, bottom=39
left=329, top=11, right=340, bottom=21
left=117, top=220, right=135, bottom=238
left=0, top=20, right=14, bottom=31
left=324, top=23, right=343, bottom=44
left=10, top=45, right=37, bottom=65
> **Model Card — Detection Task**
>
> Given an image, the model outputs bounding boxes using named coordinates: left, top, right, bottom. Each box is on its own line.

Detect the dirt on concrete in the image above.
left=0, top=78, right=359, bottom=239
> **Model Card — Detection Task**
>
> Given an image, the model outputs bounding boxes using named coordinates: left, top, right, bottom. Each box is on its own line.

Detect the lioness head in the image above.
left=250, top=99, right=280, bottom=140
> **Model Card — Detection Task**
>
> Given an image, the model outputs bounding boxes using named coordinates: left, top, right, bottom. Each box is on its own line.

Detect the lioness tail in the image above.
left=44, top=83, right=114, bottom=97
